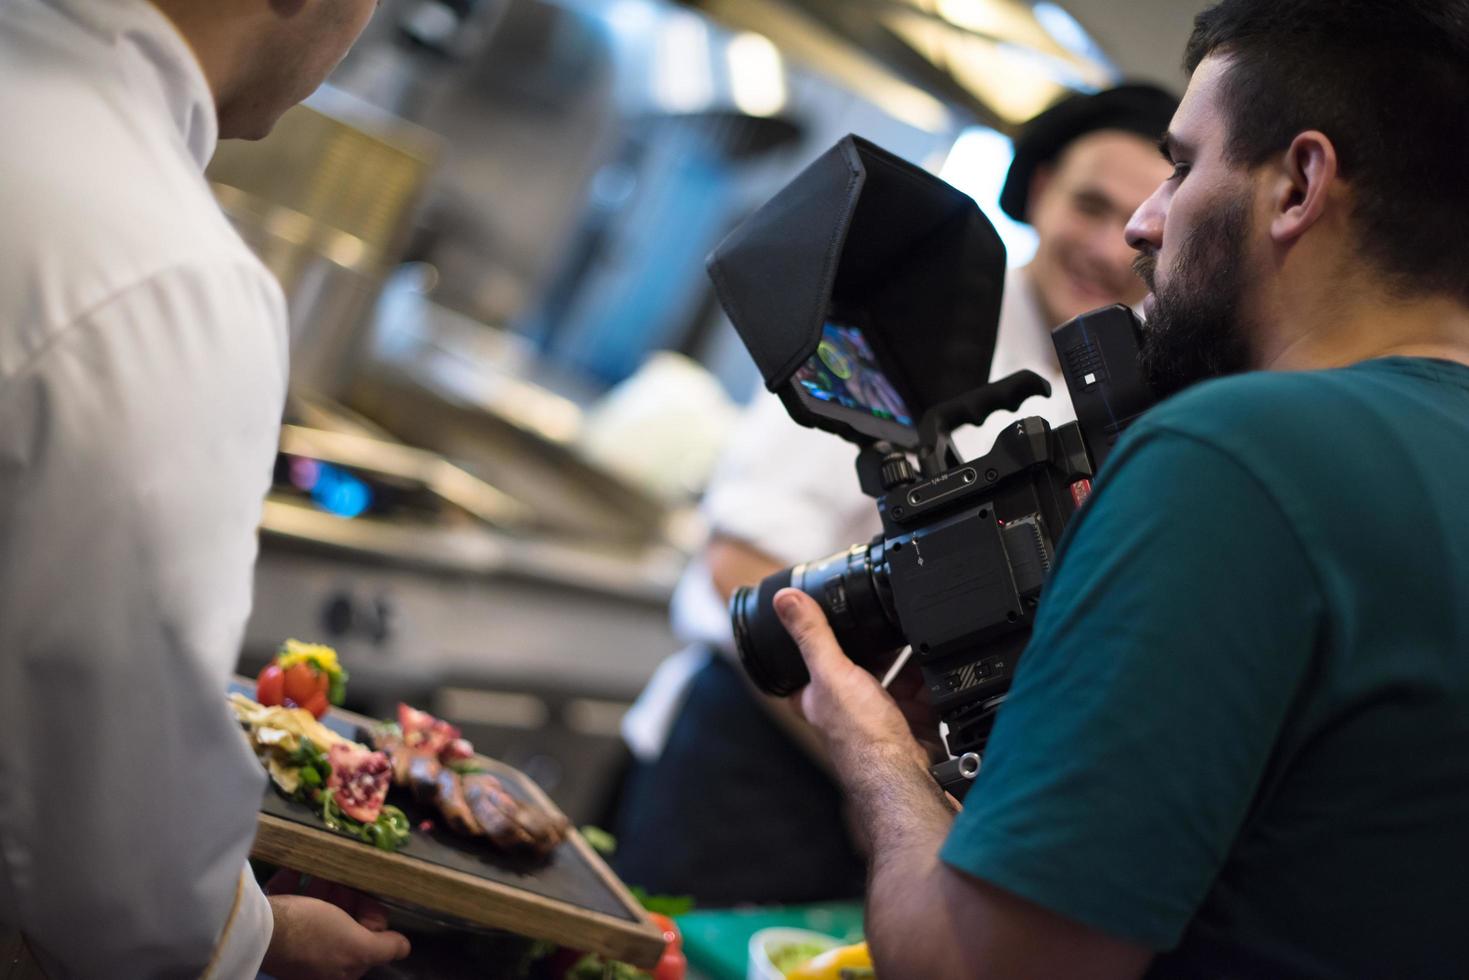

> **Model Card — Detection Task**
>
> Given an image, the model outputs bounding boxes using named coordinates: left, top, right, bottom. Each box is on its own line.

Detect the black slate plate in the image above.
left=231, top=680, right=635, bottom=922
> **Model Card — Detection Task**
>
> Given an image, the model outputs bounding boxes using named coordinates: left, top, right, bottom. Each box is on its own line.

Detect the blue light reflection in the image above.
left=296, top=458, right=372, bottom=519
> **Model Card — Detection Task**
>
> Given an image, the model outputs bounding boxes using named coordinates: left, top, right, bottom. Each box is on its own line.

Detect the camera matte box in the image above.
left=706, top=135, right=1008, bottom=448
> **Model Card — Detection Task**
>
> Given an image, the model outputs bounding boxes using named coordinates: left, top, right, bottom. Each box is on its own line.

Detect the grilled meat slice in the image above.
left=407, top=753, right=444, bottom=804
left=496, top=787, right=567, bottom=847
left=462, top=773, right=566, bottom=855
left=433, top=768, right=482, bottom=837
left=461, top=774, right=534, bottom=850
left=372, top=714, right=568, bottom=857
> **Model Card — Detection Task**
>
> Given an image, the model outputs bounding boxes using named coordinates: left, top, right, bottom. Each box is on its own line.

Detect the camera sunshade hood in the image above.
left=706, top=135, right=1007, bottom=445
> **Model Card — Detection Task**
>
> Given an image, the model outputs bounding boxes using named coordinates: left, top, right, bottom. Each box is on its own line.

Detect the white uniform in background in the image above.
left=0, top=0, right=287, bottom=976
left=624, top=264, right=1073, bottom=758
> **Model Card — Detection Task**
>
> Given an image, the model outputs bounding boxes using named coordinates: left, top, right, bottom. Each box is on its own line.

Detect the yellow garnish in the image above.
left=277, top=639, right=341, bottom=676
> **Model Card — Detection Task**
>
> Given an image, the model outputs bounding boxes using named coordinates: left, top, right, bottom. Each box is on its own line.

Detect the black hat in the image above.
left=999, top=82, right=1180, bottom=223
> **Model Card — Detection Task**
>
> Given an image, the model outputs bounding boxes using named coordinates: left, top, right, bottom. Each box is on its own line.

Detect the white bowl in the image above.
left=747, top=926, right=843, bottom=980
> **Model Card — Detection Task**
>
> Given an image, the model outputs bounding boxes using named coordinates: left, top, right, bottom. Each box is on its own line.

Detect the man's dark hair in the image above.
left=1186, top=0, right=1469, bottom=305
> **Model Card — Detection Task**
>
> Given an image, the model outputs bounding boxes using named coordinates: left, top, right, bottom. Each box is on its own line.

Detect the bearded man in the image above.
left=772, top=0, right=1469, bottom=977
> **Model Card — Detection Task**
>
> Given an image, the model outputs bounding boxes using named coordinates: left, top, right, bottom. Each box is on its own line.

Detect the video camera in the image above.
left=706, top=136, right=1157, bottom=795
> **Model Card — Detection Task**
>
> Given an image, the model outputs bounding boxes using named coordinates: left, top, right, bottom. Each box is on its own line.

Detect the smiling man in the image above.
left=774, top=0, right=1469, bottom=977
left=1002, top=84, right=1178, bottom=329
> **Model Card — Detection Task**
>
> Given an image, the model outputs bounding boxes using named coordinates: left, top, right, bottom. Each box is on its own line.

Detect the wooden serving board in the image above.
left=231, top=680, right=664, bottom=968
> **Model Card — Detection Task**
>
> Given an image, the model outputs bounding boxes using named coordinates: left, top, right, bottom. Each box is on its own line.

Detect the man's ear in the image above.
left=1268, top=130, right=1338, bottom=245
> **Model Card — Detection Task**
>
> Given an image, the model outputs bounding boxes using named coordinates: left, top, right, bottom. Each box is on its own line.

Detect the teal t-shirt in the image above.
left=940, top=357, right=1469, bottom=978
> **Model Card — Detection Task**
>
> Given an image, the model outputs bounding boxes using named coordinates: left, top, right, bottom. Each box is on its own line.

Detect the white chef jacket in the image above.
left=0, top=1, right=287, bottom=977
left=623, top=264, right=1073, bottom=759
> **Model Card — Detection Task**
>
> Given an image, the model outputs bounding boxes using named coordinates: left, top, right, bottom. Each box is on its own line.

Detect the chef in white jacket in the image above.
left=0, top=0, right=409, bottom=977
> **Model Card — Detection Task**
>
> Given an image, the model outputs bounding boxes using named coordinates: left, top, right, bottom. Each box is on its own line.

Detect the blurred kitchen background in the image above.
left=215, top=0, right=1205, bottom=825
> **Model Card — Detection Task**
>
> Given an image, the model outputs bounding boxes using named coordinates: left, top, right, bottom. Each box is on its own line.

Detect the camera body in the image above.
left=730, top=306, right=1154, bottom=774
left=705, top=134, right=1156, bottom=790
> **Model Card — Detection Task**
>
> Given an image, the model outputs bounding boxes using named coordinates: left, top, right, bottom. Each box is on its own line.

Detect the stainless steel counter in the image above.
left=245, top=529, right=679, bottom=700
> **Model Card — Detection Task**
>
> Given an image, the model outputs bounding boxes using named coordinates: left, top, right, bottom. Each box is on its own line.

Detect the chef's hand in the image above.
left=774, top=588, right=933, bottom=774
left=265, top=870, right=398, bottom=931
left=262, top=871, right=411, bottom=980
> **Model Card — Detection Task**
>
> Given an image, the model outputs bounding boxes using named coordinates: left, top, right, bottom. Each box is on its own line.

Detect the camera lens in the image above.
left=731, top=569, right=806, bottom=696
left=731, top=541, right=906, bottom=696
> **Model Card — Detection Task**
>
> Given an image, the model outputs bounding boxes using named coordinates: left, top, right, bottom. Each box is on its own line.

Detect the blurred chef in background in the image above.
left=0, top=1, right=411, bottom=977
left=612, top=84, right=1178, bottom=906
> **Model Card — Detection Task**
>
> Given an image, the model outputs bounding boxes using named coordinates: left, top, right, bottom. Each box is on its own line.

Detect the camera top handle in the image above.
left=915, top=369, right=1052, bottom=477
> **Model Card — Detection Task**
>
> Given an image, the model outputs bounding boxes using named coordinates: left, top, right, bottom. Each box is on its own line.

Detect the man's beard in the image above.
left=1133, top=193, right=1254, bottom=400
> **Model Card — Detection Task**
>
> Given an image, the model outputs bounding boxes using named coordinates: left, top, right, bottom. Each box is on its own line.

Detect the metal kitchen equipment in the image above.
left=207, top=86, right=441, bottom=400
